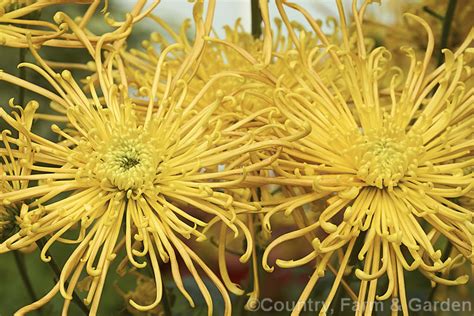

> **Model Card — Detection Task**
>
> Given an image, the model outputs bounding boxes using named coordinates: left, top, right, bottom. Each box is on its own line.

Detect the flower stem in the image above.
left=428, top=0, right=458, bottom=299
left=36, top=238, right=90, bottom=315
left=422, top=6, right=444, bottom=21
left=437, top=0, right=457, bottom=66
left=251, top=0, right=263, bottom=38
left=18, top=47, right=26, bottom=105
left=15, top=46, right=39, bottom=311
left=161, top=283, right=173, bottom=316
left=13, top=251, right=42, bottom=315
left=15, top=45, right=42, bottom=315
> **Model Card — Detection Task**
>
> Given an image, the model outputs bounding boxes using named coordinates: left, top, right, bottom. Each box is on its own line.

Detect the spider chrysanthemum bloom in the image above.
left=366, top=0, right=474, bottom=64
left=0, top=63, right=245, bottom=315
left=121, top=18, right=275, bottom=128
left=1, top=0, right=46, bottom=15
left=0, top=0, right=160, bottom=48
left=0, top=99, right=37, bottom=243
left=121, top=3, right=335, bottom=127
left=256, top=1, right=473, bottom=315
left=0, top=0, right=95, bottom=47
left=122, top=0, right=270, bottom=95
left=0, top=7, right=299, bottom=315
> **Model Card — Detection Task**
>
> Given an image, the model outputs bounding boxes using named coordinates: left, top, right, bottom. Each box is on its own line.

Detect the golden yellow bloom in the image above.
left=122, top=19, right=267, bottom=125
left=1, top=62, right=229, bottom=315
left=0, top=0, right=160, bottom=48
left=366, top=0, right=474, bottom=69
left=115, top=8, right=321, bottom=308
left=0, top=99, right=37, bottom=243
left=1, top=0, right=45, bottom=16
left=121, top=10, right=336, bottom=130
left=0, top=5, right=302, bottom=315
left=241, top=1, right=474, bottom=315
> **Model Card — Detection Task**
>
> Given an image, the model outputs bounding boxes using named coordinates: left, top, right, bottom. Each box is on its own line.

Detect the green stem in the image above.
left=422, top=6, right=444, bottom=21
left=427, top=1, right=458, bottom=300
left=15, top=46, right=41, bottom=314
left=13, top=251, right=42, bottom=315
left=161, top=283, right=172, bottom=316
left=437, top=0, right=457, bottom=66
left=36, top=239, right=90, bottom=315
left=18, top=47, right=26, bottom=105
left=251, top=0, right=262, bottom=38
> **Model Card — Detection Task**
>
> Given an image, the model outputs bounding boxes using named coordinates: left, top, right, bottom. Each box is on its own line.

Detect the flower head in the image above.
left=0, top=99, right=37, bottom=242
left=256, top=1, right=474, bottom=315
left=0, top=0, right=160, bottom=48
left=365, top=0, right=474, bottom=69
left=122, top=11, right=333, bottom=128
left=0, top=2, right=297, bottom=314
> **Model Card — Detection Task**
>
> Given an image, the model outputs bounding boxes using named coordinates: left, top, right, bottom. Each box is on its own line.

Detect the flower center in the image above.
left=88, top=126, right=158, bottom=192
left=102, top=139, right=154, bottom=191
left=0, top=205, right=19, bottom=243
left=353, top=127, right=423, bottom=189
left=358, top=137, right=408, bottom=188
left=3, top=1, right=36, bottom=13
left=107, top=142, right=145, bottom=173
left=118, top=155, right=141, bottom=170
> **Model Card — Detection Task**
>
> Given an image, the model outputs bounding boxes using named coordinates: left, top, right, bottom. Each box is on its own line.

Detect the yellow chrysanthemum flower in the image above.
left=0, top=61, right=229, bottom=315
left=0, top=99, right=37, bottom=243
left=366, top=0, right=474, bottom=69
left=0, top=7, right=303, bottom=316
left=118, top=13, right=318, bottom=309
left=1, top=0, right=44, bottom=15
left=240, top=1, right=474, bottom=315
left=121, top=7, right=338, bottom=127
left=113, top=5, right=324, bottom=307
left=0, top=0, right=160, bottom=48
